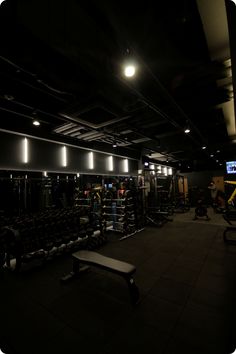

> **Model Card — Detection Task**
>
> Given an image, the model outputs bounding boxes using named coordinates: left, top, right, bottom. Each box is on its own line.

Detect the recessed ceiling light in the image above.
left=124, top=65, right=136, bottom=78
left=184, top=128, right=190, bottom=134
left=0, top=0, right=6, bottom=6
left=202, top=146, right=206, bottom=150
left=33, top=120, right=40, bottom=126
left=112, top=142, right=117, bottom=148
left=216, top=150, right=220, bottom=153
left=210, top=154, right=214, bottom=157
left=230, top=0, right=236, bottom=5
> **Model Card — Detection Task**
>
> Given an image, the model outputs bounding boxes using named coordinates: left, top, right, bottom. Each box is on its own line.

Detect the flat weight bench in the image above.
left=61, top=250, right=140, bottom=305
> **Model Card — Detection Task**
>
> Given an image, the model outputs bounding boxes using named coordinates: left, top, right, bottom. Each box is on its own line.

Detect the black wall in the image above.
left=0, top=130, right=138, bottom=176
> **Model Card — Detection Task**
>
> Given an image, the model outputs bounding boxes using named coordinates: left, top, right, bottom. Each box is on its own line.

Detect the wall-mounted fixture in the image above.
left=23, top=138, right=28, bottom=164
left=124, top=158, right=129, bottom=173
left=62, top=146, right=67, bottom=167
left=108, top=156, right=113, bottom=171
left=168, top=168, right=173, bottom=175
left=88, top=151, right=94, bottom=169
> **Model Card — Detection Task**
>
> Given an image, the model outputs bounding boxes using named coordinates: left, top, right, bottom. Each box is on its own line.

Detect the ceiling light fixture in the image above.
left=124, top=65, right=136, bottom=78
left=33, top=120, right=40, bottom=126
left=113, top=142, right=117, bottom=148
left=210, top=154, right=214, bottom=157
left=0, top=0, right=6, bottom=6
left=202, top=146, right=206, bottom=150
left=184, top=121, right=191, bottom=134
left=230, top=0, right=236, bottom=5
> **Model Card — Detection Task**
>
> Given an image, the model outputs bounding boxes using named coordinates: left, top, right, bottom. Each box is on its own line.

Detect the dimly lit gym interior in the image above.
left=1, top=0, right=236, bottom=353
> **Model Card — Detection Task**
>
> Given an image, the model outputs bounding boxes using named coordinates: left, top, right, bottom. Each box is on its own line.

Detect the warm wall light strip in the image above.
left=23, top=137, right=28, bottom=163
left=62, top=146, right=67, bottom=167
left=89, top=151, right=94, bottom=169
left=124, top=158, right=129, bottom=173
left=108, top=156, right=113, bottom=171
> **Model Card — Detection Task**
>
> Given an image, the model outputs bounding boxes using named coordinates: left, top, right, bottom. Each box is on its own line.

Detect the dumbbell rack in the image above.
left=3, top=207, right=90, bottom=271
left=101, top=193, right=137, bottom=240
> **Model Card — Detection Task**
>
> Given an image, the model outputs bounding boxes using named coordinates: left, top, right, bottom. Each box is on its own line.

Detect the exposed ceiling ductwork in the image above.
left=0, top=0, right=236, bottom=170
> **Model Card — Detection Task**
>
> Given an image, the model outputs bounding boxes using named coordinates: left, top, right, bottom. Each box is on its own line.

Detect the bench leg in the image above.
left=126, top=277, right=140, bottom=305
left=61, top=259, right=90, bottom=283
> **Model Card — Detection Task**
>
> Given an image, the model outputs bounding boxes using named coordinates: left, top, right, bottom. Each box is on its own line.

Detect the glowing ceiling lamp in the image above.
left=184, top=127, right=191, bottom=134
left=184, top=121, right=191, bottom=134
left=0, top=0, right=6, bottom=6
left=124, top=65, right=136, bottom=78
left=33, top=120, right=40, bottom=126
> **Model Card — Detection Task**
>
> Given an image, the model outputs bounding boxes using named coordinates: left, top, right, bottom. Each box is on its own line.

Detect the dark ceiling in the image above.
left=0, top=0, right=236, bottom=172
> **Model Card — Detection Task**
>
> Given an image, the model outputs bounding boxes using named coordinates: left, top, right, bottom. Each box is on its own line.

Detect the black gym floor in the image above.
left=1, top=209, right=236, bottom=354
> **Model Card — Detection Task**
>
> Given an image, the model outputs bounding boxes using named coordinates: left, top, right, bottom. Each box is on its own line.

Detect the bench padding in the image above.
left=72, top=250, right=136, bottom=277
